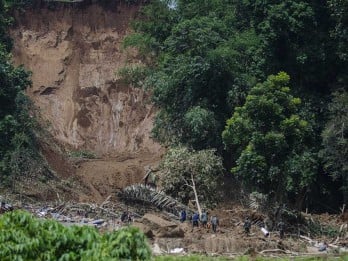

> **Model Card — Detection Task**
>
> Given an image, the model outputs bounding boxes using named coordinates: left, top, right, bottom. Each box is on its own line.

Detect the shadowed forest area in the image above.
left=121, top=0, right=348, bottom=212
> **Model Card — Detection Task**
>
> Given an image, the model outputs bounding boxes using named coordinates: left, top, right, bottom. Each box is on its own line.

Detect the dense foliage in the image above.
left=321, top=90, right=348, bottom=201
left=0, top=210, right=151, bottom=260
left=124, top=0, right=348, bottom=210
left=159, top=147, right=224, bottom=206
left=222, top=72, right=317, bottom=204
left=0, top=0, right=47, bottom=184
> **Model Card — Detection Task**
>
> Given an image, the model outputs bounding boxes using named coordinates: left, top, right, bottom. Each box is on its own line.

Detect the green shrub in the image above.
left=68, top=150, right=96, bottom=159
left=0, top=210, right=151, bottom=260
left=117, top=65, right=150, bottom=88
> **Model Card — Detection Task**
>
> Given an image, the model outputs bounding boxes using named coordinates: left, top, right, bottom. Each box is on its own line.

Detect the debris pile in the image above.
left=119, top=184, right=193, bottom=216
left=0, top=201, right=14, bottom=214
left=1, top=193, right=348, bottom=257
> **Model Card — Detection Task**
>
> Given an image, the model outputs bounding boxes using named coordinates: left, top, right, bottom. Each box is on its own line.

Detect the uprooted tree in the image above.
left=158, top=147, right=224, bottom=216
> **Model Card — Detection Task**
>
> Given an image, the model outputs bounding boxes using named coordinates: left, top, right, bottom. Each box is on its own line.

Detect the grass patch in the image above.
left=68, top=150, right=96, bottom=159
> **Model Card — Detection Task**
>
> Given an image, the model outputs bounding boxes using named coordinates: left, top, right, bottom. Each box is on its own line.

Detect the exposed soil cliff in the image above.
left=10, top=3, right=163, bottom=201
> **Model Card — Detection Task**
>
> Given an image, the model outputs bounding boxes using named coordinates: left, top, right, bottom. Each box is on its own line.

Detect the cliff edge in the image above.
left=10, top=3, right=163, bottom=202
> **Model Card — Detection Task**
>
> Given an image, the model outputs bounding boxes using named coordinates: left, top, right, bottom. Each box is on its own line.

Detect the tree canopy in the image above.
left=321, top=90, right=348, bottom=201
left=124, top=0, right=348, bottom=210
left=159, top=147, right=224, bottom=207
left=222, top=72, right=317, bottom=204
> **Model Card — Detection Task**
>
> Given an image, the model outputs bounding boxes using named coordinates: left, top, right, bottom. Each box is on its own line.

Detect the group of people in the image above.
left=120, top=207, right=286, bottom=238
left=180, top=209, right=219, bottom=233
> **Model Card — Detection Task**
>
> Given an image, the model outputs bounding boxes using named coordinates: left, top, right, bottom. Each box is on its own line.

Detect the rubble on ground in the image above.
left=1, top=194, right=348, bottom=257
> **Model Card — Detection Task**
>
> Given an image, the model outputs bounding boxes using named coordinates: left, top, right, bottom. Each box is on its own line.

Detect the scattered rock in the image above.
left=141, top=213, right=185, bottom=238
left=133, top=222, right=154, bottom=239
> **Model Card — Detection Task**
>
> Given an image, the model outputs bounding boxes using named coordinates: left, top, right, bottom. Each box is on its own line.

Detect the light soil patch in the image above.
left=75, top=151, right=162, bottom=202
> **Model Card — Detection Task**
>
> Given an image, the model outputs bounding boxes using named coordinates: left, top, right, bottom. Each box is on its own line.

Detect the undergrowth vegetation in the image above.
left=68, top=150, right=97, bottom=159
left=0, top=210, right=151, bottom=260
left=0, top=0, right=51, bottom=186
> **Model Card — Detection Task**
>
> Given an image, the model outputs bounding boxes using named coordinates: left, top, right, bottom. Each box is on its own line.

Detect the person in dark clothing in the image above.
left=201, top=210, right=208, bottom=228
left=121, top=211, right=128, bottom=222
left=278, top=220, right=285, bottom=239
left=319, top=241, right=328, bottom=252
left=127, top=212, right=133, bottom=223
left=243, top=217, right=251, bottom=235
left=180, top=209, right=186, bottom=222
left=211, top=215, right=219, bottom=233
left=192, top=212, right=200, bottom=228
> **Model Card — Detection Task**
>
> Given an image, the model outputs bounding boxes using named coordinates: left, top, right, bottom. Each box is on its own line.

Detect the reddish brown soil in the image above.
left=75, top=150, right=162, bottom=202
left=10, top=3, right=164, bottom=203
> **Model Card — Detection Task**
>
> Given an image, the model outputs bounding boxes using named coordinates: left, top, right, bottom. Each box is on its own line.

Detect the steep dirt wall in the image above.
left=11, top=4, right=162, bottom=157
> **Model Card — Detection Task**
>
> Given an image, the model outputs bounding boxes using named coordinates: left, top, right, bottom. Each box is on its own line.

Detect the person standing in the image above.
left=180, top=209, right=187, bottom=222
left=192, top=212, right=200, bottom=228
left=278, top=220, right=285, bottom=239
left=201, top=210, right=208, bottom=228
left=121, top=211, right=127, bottom=223
left=243, top=217, right=251, bottom=235
left=211, top=215, right=219, bottom=233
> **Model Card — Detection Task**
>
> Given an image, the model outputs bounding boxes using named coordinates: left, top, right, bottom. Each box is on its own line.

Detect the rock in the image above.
left=140, top=213, right=185, bottom=238
left=133, top=222, right=154, bottom=239
left=156, top=226, right=185, bottom=238
left=141, top=214, right=176, bottom=228
left=152, top=243, right=164, bottom=255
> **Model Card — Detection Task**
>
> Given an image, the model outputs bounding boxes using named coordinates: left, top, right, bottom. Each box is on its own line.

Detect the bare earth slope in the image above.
left=10, top=3, right=164, bottom=201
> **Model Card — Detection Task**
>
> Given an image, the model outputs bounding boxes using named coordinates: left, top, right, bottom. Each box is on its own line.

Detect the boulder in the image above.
left=140, top=213, right=185, bottom=238
left=133, top=222, right=154, bottom=239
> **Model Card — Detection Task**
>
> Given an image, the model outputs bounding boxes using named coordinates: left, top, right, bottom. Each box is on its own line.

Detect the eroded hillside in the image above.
left=10, top=3, right=163, bottom=201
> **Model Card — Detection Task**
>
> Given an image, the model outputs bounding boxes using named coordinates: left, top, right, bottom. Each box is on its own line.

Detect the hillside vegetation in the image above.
left=0, top=0, right=48, bottom=187
left=123, top=0, right=348, bottom=211
left=0, top=0, right=346, bottom=212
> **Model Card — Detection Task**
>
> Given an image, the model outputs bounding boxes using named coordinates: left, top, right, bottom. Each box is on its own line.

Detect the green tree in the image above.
left=149, top=54, right=230, bottom=149
left=321, top=90, right=348, bottom=202
left=124, top=0, right=177, bottom=56
left=159, top=147, right=224, bottom=213
left=129, top=2, right=265, bottom=149
left=222, top=72, right=317, bottom=205
left=328, top=0, right=348, bottom=86
left=328, top=0, right=348, bottom=62
left=234, top=0, right=339, bottom=92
